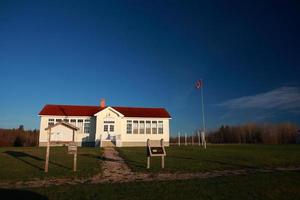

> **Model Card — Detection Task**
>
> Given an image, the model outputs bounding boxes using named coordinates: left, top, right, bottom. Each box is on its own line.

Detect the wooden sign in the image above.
left=44, top=122, right=79, bottom=173
left=147, top=146, right=166, bottom=156
left=68, top=142, right=77, bottom=154
left=147, top=139, right=166, bottom=169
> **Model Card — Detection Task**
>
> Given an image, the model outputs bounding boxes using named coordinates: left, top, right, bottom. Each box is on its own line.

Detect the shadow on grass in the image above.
left=4, top=151, right=70, bottom=171
left=0, top=189, right=48, bottom=200
left=168, top=154, right=258, bottom=169
left=202, top=159, right=258, bottom=169
left=80, top=153, right=122, bottom=162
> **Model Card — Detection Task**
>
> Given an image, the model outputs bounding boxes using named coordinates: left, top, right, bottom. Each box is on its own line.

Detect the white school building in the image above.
left=38, top=100, right=171, bottom=147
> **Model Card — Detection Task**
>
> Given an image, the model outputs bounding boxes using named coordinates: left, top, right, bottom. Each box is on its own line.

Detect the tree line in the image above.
left=170, top=123, right=300, bottom=145
left=207, top=123, right=300, bottom=144
left=0, top=125, right=39, bottom=147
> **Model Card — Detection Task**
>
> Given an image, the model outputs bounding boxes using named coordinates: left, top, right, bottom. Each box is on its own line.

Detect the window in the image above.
left=84, top=119, right=90, bottom=134
left=48, top=119, right=54, bottom=126
left=104, top=125, right=108, bottom=132
left=158, top=121, right=163, bottom=134
left=70, top=119, right=76, bottom=126
left=77, top=119, right=83, bottom=133
left=63, top=119, right=69, bottom=123
left=139, top=121, right=145, bottom=134
left=146, top=121, right=151, bottom=134
left=56, top=119, right=62, bottom=122
left=109, top=125, right=114, bottom=132
left=133, top=121, right=138, bottom=134
left=127, top=121, right=132, bottom=134
left=104, top=121, right=114, bottom=124
left=152, top=121, right=157, bottom=134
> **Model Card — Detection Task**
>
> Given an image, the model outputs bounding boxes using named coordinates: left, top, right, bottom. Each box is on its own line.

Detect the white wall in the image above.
left=39, top=115, right=96, bottom=145
left=94, top=108, right=170, bottom=146
left=120, top=117, right=170, bottom=144
left=94, top=108, right=123, bottom=142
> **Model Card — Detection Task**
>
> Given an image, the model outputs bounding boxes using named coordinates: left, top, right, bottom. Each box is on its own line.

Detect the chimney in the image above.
left=100, top=98, right=106, bottom=108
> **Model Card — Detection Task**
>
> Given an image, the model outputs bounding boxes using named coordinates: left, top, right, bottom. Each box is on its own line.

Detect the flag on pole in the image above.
left=195, top=80, right=202, bottom=89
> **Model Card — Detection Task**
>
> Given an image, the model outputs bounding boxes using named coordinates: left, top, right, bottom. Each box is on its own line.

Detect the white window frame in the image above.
left=139, top=121, right=145, bottom=134
left=158, top=121, right=163, bottom=134
left=133, top=121, right=138, bottom=134
left=48, top=119, right=54, bottom=126
left=127, top=120, right=132, bottom=134
left=84, top=119, right=90, bottom=134
left=146, top=121, right=151, bottom=134
left=104, top=124, right=108, bottom=132
left=152, top=121, right=157, bottom=134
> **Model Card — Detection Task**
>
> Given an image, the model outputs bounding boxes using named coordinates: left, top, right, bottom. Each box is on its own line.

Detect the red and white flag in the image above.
left=195, top=80, right=203, bottom=89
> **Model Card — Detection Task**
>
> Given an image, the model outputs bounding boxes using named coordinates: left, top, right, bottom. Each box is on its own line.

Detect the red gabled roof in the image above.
left=39, top=104, right=171, bottom=118
left=39, top=105, right=103, bottom=116
left=113, top=107, right=171, bottom=118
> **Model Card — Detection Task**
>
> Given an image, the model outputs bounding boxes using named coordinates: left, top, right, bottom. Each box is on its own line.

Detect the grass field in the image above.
left=0, top=171, right=297, bottom=200
left=1, top=145, right=300, bottom=200
left=117, top=144, right=300, bottom=172
left=0, top=147, right=103, bottom=181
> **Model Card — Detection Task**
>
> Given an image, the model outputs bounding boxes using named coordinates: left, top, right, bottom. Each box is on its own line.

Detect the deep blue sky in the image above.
left=1, top=0, right=300, bottom=134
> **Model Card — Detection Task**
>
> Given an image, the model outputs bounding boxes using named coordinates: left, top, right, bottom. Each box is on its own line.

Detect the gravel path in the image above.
left=0, top=147, right=299, bottom=189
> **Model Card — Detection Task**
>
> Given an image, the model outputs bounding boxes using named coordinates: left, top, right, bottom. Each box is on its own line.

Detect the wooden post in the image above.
left=161, top=139, right=164, bottom=168
left=73, top=129, right=77, bottom=172
left=185, top=133, right=187, bottom=146
left=147, top=139, right=150, bottom=169
left=198, top=130, right=201, bottom=146
left=74, top=152, right=77, bottom=172
left=178, top=132, right=180, bottom=146
left=45, top=128, right=51, bottom=173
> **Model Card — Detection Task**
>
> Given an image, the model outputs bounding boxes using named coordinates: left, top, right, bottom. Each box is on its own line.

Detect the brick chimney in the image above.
left=100, top=98, right=106, bottom=108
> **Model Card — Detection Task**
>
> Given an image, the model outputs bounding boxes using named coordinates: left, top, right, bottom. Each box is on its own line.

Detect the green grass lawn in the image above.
left=5, top=171, right=296, bottom=200
left=117, top=144, right=300, bottom=172
left=0, top=147, right=103, bottom=181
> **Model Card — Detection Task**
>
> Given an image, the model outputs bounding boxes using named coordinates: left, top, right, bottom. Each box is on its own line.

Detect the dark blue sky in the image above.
left=1, top=0, right=300, bottom=134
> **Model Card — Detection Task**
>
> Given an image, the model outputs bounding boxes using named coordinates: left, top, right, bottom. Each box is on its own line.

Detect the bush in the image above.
left=13, top=136, right=23, bottom=147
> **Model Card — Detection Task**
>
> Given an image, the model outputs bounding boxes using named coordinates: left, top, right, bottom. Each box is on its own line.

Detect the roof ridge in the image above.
left=45, top=104, right=99, bottom=107
left=39, top=104, right=171, bottom=118
left=45, top=104, right=166, bottom=109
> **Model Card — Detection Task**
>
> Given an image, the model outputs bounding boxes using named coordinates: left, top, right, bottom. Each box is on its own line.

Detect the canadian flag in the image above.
left=195, top=80, right=203, bottom=89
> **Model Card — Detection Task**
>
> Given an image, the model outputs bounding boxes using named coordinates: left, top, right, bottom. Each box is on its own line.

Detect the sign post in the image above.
left=68, top=128, right=79, bottom=172
left=178, top=132, right=180, bottom=146
left=68, top=143, right=78, bottom=172
left=147, top=139, right=166, bottom=169
left=44, top=128, right=51, bottom=173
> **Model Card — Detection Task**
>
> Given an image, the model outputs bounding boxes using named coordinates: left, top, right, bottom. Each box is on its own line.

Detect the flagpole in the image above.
left=200, top=79, right=206, bottom=149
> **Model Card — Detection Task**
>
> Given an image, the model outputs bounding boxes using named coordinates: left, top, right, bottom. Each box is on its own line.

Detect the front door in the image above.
left=104, top=121, right=115, bottom=140
left=109, top=124, right=115, bottom=140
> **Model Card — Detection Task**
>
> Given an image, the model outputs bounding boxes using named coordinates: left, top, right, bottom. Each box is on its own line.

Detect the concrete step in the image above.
left=101, top=140, right=116, bottom=147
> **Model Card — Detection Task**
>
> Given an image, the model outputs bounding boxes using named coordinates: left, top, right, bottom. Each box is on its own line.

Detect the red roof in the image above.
left=39, top=104, right=171, bottom=118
